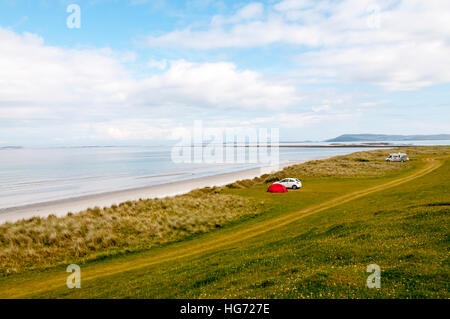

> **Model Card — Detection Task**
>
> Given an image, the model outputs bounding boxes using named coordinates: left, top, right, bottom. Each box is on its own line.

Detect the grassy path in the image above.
left=0, top=158, right=443, bottom=298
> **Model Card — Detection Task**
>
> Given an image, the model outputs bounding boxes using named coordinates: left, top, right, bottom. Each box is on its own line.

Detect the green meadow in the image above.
left=0, top=146, right=449, bottom=298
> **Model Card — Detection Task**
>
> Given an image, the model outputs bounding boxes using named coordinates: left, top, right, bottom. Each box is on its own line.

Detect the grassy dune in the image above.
left=0, top=192, right=262, bottom=275
left=0, top=146, right=449, bottom=298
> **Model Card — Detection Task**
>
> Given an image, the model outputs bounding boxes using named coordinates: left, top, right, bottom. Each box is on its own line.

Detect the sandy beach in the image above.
left=0, top=161, right=304, bottom=224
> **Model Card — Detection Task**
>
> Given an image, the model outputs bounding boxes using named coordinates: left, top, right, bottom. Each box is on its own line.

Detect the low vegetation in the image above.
left=0, top=146, right=449, bottom=298
left=0, top=191, right=262, bottom=275
left=227, top=147, right=439, bottom=189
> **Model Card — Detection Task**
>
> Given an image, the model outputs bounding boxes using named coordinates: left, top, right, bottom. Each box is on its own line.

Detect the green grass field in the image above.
left=0, top=146, right=449, bottom=298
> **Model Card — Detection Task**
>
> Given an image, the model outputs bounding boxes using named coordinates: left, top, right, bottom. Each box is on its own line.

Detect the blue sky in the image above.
left=0, top=0, right=449, bottom=146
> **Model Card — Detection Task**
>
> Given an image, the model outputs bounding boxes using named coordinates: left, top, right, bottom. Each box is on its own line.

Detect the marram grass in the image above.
left=0, top=191, right=262, bottom=275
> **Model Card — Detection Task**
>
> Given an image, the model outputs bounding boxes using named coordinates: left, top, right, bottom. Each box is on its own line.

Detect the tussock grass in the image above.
left=0, top=190, right=262, bottom=275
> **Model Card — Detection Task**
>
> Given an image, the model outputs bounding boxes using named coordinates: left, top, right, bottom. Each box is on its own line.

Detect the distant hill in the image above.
left=326, top=134, right=450, bottom=142
left=0, top=146, right=22, bottom=150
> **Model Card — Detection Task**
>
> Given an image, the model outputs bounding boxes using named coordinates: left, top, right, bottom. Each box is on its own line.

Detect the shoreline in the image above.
left=0, top=160, right=305, bottom=224
left=278, top=144, right=406, bottom=148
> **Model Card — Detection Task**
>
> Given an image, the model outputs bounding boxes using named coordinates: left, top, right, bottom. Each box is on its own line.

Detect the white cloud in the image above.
left=274, top=0, right=315, bottom=12
left=147, top=58, right=168, bottom=70
left=0, top=27, right=302, bottom=142
left=146, top=18, right=321, bottom=49
left=211, top=2, right=264, bottom=26
left=145, top=0, right=450, bottom=90
left=311, top=105, right=330, bottom=112
left=92, top=119, right=175, bottom=141
left=136, top=60, right=299, bottom=109
left=299, top=41, right=450, bottom=91
left=0, top=28, right=299, bottom=111
left=0, top=28, right=134, bottom=108
left=239, top=111, right=351, bottom=128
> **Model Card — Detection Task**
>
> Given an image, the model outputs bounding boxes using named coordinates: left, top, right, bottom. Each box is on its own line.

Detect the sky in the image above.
left=0, top=0, right=449, bottom=146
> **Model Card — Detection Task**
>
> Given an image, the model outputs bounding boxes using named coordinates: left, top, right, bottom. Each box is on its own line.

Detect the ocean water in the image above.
left=0, top=142, right=447, bottom=209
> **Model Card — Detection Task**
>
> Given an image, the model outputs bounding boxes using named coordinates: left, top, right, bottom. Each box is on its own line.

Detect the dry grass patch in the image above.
left=0, top=189, right=262, bottom=275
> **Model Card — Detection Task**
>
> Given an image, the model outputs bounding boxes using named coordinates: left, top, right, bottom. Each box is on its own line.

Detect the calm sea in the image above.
left=0, top=141, right=447, bottom=209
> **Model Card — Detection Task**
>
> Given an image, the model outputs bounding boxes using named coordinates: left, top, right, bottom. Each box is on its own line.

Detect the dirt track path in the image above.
left=1, top=158, right=442, bottom=298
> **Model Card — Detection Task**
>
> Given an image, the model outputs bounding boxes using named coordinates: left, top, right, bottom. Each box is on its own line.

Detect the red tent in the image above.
left=267, top=183, right=287, bottom=193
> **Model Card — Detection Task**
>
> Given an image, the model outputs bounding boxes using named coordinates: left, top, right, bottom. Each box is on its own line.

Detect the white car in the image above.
left=277, top=178, right=302, bottom=189
left=386, top=153, right=409, bottom=162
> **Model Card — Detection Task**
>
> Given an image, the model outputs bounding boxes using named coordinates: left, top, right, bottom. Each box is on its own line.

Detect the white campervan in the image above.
left=386, top=153, right=409, bottom=162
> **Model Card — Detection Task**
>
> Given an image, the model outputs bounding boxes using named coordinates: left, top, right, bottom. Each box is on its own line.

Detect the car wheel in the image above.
left=292, top=185, right=298, bottom=189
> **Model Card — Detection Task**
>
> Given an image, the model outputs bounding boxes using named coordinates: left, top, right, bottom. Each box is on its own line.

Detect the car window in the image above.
left=280, top=179, right=287, bottom=182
